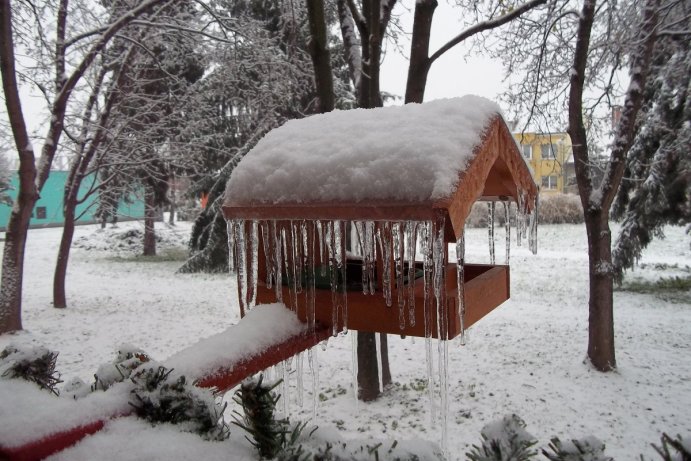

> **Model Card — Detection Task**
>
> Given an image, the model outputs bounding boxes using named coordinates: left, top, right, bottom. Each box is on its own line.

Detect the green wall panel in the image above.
left=0, top=171, right=145, bottom=229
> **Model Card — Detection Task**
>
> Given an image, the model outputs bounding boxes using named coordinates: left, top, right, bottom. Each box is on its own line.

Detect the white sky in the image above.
left=380, top=1, right=508, bottom=105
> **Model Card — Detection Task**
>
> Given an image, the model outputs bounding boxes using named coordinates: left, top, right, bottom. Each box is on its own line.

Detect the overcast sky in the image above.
left=380, top=1, right=508, bottom=105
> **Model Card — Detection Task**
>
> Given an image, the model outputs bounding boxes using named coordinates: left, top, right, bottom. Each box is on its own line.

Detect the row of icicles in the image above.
left=225, top=196, right=538, bottom=455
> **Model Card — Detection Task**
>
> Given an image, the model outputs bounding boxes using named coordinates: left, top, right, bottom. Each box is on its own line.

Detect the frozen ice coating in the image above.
left=225, top=96, right=502, bottom=205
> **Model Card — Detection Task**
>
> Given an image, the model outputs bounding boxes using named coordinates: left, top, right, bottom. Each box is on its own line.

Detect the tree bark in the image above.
left=584, top=213, right=616, bottom=370
left=404, top=0, right=436, bottom=104
left=357, top=331, right=380, bottom=401
left=53, top=201, right=75, bottom=309
left=143, top=186, right=157, bottom=256
left=379, top=333, right=391, bottom=387
left=0, top=0, right=37, bottom=333
left=306, top=0, right=335, bottom=113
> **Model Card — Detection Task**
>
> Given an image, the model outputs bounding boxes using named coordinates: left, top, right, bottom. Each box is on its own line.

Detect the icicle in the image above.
left=326, top=221, right=339, bottom=336
left=425, top=335, right=436, bottom=425
left=504, top=201, right=511, bottom=264
left=488, top=201, right=496, bottom=264
left=406, top=221, right=418, bottom=327
left=420, top=221, right=436, bottom=425
left=356, top=221, right=377, bottom=296
left=226, top=219, right=236, bottom=273
left=302, top=221, right=316, bottom=333
left=516, top=190, right=523, bottom=247
left=279, top=361, right=289, bottom=417
left=261, top=221, right=273, bottom=288
left=439, top=337, right=449, bottom=455
left=335, top=221, right=348, bottom=333
left=366, top=222, right=376, bottom=295
left=456, top=232, right=466, bottom=345
left=282, top=226, right=297, bottom=311
left=529, top=195, right=539, bottom=255
left=355, top=221, right=367, bottom=294
left=394, top=222, right=406, bottom=330
left=272, top=221, right=283, bottom=302
left=432, top=213, right=450, bottom=458
left=316, top=221, right=326, bottom=277
left=432, top=215, right=447, bottom=338
left=296, top=352, right=304, bottom=408
left=248, top=221, right=258, bottom=308
left=351, top=332, right=359, bottom=408
left=234, top=220, right=248, bottom=315
left=376, top=222, right=393, bottom=307
left=292, top=221, right=303, bottom=294
left=308, top=348, right=319, bottom=420
left=375, top=332, right=384, bottom=393
left=516, top=190, right=525, bottom=247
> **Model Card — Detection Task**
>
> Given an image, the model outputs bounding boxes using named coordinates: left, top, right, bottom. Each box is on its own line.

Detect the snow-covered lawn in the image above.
left=1, top=220, right=689, bottom=460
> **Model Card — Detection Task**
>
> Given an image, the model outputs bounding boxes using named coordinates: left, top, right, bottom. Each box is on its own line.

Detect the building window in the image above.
left=521, top=144, right=532, bottom=159
left=541, top=144, right=556, bottom=159
left=541, top=176, right=558, bottom=189
left=36, top=206, right=47, bottom=219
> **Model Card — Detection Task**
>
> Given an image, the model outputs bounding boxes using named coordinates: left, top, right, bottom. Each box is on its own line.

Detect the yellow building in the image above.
left=512, top=132, right=575, bottom=194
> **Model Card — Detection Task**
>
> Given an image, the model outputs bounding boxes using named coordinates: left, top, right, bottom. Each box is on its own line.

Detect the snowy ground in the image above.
left=1, top=220, right=689, bottom=460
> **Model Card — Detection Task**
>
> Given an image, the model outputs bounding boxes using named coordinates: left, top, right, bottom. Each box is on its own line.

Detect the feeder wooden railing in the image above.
left=256, top=263, right=509, bottom=339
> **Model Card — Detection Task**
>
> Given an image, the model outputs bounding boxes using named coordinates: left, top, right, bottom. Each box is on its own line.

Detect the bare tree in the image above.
left=486, top=0, right=671, bottom=370
left=1, top=0, right=176, bottom=332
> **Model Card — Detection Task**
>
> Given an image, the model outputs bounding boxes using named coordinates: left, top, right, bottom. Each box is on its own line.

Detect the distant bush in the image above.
left=538, top=194, right=584, bottom=225
left=466, top=194, right=583, bottom=228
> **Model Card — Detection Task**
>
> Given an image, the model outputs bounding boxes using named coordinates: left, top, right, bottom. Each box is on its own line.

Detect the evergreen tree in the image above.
left=611, top=14, right=691, bottom=281
left=179, top=0, right=352, bottom=273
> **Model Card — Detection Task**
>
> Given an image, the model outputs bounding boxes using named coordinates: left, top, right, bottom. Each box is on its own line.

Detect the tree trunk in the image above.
left=0, top=0, right=39, bottom=333
left=357, top=332, right=380, bottom=401
left=404, top=0, right=436, bottom=104
left=53, top=195, right=76, bottom=309
left=306, top=0, right=335, bottom=113
left=584, top=212, right=616, bottom=370
left=143, top=187, right=156, bottom=256
left=379, top=333, right=391, bottom=387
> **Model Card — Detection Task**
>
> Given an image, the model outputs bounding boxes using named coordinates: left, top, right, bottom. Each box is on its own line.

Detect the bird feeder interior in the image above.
left=222, top=96, right=538, bottom=341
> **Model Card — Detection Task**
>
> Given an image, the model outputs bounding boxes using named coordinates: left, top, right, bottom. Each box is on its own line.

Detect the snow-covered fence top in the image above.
left=223, top=95, right=537, bottom=239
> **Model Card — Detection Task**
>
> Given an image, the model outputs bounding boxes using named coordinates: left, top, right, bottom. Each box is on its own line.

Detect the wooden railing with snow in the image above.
left=0, top=305, right=329, bottom=461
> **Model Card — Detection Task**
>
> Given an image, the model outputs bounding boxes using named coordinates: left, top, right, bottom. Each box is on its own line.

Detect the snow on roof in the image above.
left=224, top=95, right=502, bottom=205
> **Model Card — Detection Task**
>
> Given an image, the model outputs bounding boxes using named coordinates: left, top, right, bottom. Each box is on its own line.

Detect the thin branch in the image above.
left=429, top=0, right=551, bottom=65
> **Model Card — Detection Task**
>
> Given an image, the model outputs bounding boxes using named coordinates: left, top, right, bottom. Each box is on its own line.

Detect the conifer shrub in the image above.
left=0, top=344, right=62, bottom=395
left=543, top=436, right=612, bottom=461
left=129, top=365, right=229, bottom=441
left=467, top=414, right=538, bottom=461
left=232, top=374, right=298, bottom=458
left=93, top=344, right=150, bottom=391
left=649, top=433, right=691, bottom=461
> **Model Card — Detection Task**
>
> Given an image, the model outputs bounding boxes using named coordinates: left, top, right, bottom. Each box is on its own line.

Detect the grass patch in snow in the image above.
left=105, top=247, right=189, bottom=263
left=617, top=275, right=691, bottom=304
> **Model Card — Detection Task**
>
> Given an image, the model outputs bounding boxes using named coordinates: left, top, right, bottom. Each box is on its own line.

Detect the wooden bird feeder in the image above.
left=222, top=96, right=538, bottom=341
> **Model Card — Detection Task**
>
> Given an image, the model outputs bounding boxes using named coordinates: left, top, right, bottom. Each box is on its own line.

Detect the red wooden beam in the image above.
left=1, top=325, right=329, bottom=460
left=0, top=419, right=106, bottom=461
left=195, top=326, right=332, bottom=393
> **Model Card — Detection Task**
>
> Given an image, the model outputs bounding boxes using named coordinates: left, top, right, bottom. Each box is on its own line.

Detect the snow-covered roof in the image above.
left=223, top=95, right=537, bottom=238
